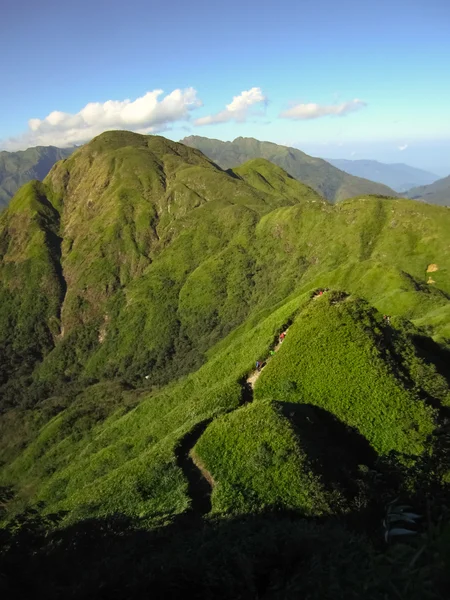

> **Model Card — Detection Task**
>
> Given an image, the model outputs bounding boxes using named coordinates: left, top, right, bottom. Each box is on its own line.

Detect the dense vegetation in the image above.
left=1, top=131, right=449, bottom=598
left=0, top=145, right=74, bottom=208
left=182, top=135, right=398, bottom=202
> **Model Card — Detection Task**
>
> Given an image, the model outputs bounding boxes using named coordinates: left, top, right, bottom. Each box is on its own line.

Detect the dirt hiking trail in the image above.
left=245, top=328, right=289, bottom=389
left=175, top=326, right=291, bottom=517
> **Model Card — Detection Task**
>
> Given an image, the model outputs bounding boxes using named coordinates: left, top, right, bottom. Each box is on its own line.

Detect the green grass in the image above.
left=0, top=181, right=63, bottom=398
left=2, top=287, right=447, bottom=523
left=182, top=135, right=398, bottom=202
left=1, top=132, right=450, bottom=598
left=194, top=399, right=330, bottom=515
left=1, top=130, right=450, bottom=529
left=4, top=136, right=450, bottom=406
left=255, top=294, right=436, bottom=457
left=1, top=292, right=304, bottom=518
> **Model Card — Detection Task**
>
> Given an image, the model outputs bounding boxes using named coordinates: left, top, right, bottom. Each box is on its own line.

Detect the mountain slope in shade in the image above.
left=0, top=145, right=75, bottom=208
left=325, top=158, right=440, bottom=192
left=406, top=174, right=450, bottom=206
left=181, top=135, right=398, bottom=203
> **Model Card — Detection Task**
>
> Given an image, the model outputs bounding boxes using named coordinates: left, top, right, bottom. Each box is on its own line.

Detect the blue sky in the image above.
left=2, top=0, right=450, bottom=174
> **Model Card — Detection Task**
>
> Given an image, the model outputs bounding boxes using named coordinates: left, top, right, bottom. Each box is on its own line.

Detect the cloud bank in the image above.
left=398, top=143, right=408, bottom=151
left=280, top=99, right=367, bottom=120
left=3, top=88, right=202, bottom=150
left=194, top=87, right=267, bottom=126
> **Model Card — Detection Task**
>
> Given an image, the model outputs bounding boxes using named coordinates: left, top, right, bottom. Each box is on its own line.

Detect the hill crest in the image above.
left=181, top=135, right=398, bottom=202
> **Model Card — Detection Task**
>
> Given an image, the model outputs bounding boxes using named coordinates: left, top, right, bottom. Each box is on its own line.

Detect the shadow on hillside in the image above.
left=410, top=333, right=450, bottom=387
left=376, top=323, right=450, bottom=419
left=0, top=510, right=335, bottom=599
left=279, top=403, right=378, bottom=499
left=240, top=378, right=254, bottom=404
left=2, top=499, right=449, bottom=600
left=225, top=167, right=240, bottom=179
left=174, top=420, right=213, bottom=515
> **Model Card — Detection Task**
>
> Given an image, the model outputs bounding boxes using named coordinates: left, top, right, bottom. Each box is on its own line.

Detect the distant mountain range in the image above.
left=324, top=158, right=440, bottom=193
left=182, top=136, right=397, bottom=203
left=406, top=174, right=450, bottom=206
left=0, top=145, right=74, bottom=207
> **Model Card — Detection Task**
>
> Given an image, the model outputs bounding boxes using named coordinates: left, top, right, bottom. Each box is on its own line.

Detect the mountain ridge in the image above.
left=0, top=145, right=74, bottom=208
left=1, top=130, right=449, bottom=598
left=182, top=135, right=398, bottom=202
left=325, top=157, right=440, bottom=192
left=406, top=173, right=450, bottom=206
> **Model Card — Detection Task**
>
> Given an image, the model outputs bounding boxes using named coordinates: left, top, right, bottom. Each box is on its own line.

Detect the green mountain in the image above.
left=0, top=145, right=74, bottom=208
left=182, top=135, right=398, bottom=202
left=325, top=158, right=440, bottom=192
left=406, top=173, right=450, bottom=206
left=1, top=131, right=449, bottom=598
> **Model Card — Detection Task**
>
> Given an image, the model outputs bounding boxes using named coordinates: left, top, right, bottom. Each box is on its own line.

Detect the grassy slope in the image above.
left=182, top=135, right=398, bottom=202
left=1, top=133, right=450, bottom=599
left=1, top=131, right=450, bottom=525
left=231, top=158, right=325, bottom=204
left=252, top=197, right=450, bottom=340
left=194, top=400, right=331, bottom=515
left=407, top=174, right=450, bottom=206
left=254, top=295, right=436, bottom=456
left=1, top=293, right=304, bottom=517
left=0, top=181, right=63, bottom=392
left=193, top=295, right=450, bottom=516
left=2, top=288, right=448, bottom=523
left=0, top=146, right=74, bottom=208
left=35, top=132, right=321, bottom=387
left=2, top=134, right=448, bottom=403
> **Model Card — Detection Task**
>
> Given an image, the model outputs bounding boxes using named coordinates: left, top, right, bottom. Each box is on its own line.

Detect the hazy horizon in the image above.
left=2, top=0, right=449, bottom=175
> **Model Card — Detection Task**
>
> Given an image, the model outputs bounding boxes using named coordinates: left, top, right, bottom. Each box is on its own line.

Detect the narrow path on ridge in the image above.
left=175, top=420, right=214, bottom=515
left=245, top=328, right=289, bottom=390
left=174, top=327, right=290, bottom=517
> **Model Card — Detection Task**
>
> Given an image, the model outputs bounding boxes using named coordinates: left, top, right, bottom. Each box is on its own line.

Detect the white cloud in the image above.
left=194, top=87, right=267, bottom=126
left=2, top=88, right=202, bottom=150
left=398, top=143, right=408, bottom=151
left=280, top=98, right=367, bottom=120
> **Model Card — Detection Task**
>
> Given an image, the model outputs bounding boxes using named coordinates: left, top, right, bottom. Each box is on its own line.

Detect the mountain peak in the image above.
left=183, top=136, right=397, bottom=202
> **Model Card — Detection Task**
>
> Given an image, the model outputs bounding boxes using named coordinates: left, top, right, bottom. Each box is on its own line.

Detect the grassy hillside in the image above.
left=407, top=174, right=450, bottom=206
left=2, top=287, right=449, bottom=597
left=254, top=295, right=437, bottom=456
left=1, top=130, right=449, bottom=598
left=37, top=131, right=319, bottom=390
left=182, top=135, right=398, bottom=202
left=0, top=180, right=64, bottom=398
left=0, top=146, right=74, bottom=208
left=1, top=288, right=447, bottom=517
